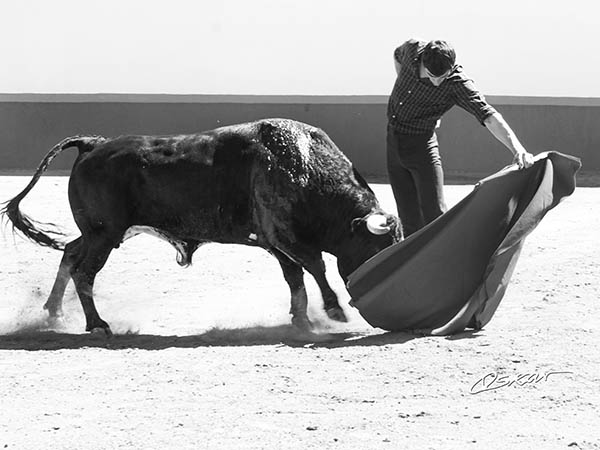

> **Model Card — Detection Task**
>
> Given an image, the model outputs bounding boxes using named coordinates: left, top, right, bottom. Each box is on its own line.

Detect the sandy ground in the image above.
left=0, top=175, right=598, bottom=450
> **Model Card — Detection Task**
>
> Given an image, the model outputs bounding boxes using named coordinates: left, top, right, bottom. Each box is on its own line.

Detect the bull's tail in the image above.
left=1, top=135, right=106, bottom=250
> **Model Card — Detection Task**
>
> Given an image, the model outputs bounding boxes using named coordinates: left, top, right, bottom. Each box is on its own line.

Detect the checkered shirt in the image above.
left=387, top=39, right=497, bottom=134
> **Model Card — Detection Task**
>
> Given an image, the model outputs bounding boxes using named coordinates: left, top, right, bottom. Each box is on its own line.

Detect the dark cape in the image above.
left=347, top=152, right=581, bottom=335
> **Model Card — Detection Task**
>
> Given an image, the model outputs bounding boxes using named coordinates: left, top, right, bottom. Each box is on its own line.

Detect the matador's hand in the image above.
left=514, top=151, right=535, bottom=169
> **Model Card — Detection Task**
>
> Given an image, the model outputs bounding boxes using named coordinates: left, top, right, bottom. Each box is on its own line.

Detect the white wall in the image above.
left=1, top=0, right=598, bottom=97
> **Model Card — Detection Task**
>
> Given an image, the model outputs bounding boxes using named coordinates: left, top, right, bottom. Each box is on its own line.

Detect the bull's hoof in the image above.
left=46, top=314, right=65, bottom=329
left=291, top=315, right=313, bottom=331
left=86, top=319, right=113, bottom=337
left=326, top=306, right=348, bottom=323
left=89, top=327, right=113, bottom=338
left=43, top=302, right=63, bottom=318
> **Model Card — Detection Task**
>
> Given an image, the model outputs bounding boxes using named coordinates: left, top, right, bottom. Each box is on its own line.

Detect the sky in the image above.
left=1, top=0, right=598, bottom=97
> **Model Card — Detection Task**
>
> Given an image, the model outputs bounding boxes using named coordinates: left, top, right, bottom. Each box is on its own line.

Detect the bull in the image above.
left=2, top=118, right=402, bottom=335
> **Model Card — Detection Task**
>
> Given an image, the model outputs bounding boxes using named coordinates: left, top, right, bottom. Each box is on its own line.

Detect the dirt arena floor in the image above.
left=0, top=175, right=598, bottom=449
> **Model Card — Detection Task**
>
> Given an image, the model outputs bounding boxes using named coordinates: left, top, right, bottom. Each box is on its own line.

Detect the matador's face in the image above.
left=422, top=64, right=453, bottom=86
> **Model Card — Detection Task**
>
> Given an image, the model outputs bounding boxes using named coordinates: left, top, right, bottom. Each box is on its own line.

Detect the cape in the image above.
left=347, top=151, right=581, bottom=335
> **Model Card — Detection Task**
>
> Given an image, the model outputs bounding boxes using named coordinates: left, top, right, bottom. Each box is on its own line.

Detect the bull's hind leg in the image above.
left=271, top=249, right=312, bottom=330
left=70, top=234, right=118, bottom=335
left=44, top=237, right=82, bottom=317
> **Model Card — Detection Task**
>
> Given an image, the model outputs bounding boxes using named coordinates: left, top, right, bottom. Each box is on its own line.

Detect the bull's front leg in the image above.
left=302, top=258, right=348, bottom=323
left=271, top=249, right=312, bottom=330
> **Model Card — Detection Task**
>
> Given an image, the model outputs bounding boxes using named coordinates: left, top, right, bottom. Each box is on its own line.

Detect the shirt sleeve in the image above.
left=451, top=77, right=497, bottom=126
left=393, top=40, right=414, bottom=65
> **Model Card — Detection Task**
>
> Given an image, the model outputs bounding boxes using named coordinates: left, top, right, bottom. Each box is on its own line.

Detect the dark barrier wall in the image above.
left=1, top=94, right=598, bottom=179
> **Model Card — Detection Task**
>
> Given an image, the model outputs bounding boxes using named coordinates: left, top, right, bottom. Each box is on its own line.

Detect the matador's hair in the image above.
left=422, top=40, right=456, bottom=76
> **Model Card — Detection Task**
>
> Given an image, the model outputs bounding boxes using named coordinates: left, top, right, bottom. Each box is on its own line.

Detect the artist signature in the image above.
left=470, top=371, right=573, bottom=395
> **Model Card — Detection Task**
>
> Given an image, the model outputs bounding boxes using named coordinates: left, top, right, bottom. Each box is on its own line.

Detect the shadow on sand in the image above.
left=0, top=324, right=483, bottom=351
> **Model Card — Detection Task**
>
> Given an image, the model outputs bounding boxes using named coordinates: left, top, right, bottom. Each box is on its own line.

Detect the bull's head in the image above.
left=337, top=212, right=403, bottom=283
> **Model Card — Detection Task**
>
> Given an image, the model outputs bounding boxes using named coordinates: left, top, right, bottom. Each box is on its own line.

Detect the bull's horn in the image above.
left=366, top=214, right=391, bottom=235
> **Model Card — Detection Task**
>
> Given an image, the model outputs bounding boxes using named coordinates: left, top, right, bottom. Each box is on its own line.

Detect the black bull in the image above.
left=2, top=118, right=402, bottom=334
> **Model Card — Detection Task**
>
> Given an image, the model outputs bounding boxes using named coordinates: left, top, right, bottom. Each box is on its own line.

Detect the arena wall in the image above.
left=1, top=94, right=597, bottom=181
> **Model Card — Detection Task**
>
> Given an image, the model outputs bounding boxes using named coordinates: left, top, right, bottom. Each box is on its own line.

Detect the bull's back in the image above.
left=69, top=127, right=259, bottom=237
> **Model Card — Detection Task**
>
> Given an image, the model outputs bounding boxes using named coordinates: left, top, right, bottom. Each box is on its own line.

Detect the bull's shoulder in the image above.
left=255, top=119, right=345, bottom=157
left=253, top=119, right=334, bottom=156
left=247, top=118, right=358, bottom=187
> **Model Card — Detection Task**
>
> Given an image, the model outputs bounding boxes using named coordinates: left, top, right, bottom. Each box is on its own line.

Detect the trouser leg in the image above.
left=387, top=129, right=424, bottom=236
left=386, top=126, right=447, bottom=237
left=411, top=133, right=446, bottom=224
